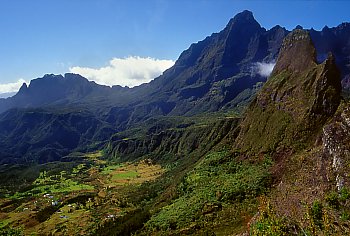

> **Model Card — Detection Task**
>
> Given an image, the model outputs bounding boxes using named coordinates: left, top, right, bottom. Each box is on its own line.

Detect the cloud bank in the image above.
left=69, top=56, right=175, bottom=87
left=0, top=79, right=28, bottom=94
left=251, top=62, right=276, bottom=77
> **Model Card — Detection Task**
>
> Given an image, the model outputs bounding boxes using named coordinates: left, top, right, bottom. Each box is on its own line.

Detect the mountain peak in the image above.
left=272, top=29, right=316, bottom=75
left=18, top=82, right=28, bottom=93
left=234, top=10, right=254, bottom=20
left=227, top=10, right=258, bottom=28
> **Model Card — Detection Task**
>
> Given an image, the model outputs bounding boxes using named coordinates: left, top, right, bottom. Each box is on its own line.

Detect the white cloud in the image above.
left=69, top=56, right=175, bottom=87
left=251, top=62, right=276, bottom=77
left=0, top=79, right=28, bottom=94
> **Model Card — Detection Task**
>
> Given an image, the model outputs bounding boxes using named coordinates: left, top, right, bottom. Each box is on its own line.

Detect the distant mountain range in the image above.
left=0, top=10, right=350, bottom=163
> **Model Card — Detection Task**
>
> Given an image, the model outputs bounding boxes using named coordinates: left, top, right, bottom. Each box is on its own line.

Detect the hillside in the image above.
left=1, top=10, right=350, bottom=236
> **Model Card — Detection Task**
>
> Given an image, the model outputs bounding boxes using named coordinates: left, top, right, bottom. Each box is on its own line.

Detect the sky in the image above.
left=0, top=0, right=349, bottom=94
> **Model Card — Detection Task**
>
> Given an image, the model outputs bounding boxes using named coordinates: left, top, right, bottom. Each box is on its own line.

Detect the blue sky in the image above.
left=0, top=0, right=349, bottom=92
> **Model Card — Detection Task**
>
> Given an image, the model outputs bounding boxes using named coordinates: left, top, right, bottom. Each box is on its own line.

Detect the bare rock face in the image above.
left=322, top=105, right=350, bottom=191
left=235, top=29, right=341, bottom=155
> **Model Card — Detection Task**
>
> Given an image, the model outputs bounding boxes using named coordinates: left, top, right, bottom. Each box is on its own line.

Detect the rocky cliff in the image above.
left=236, top=29, right=341, bottom=155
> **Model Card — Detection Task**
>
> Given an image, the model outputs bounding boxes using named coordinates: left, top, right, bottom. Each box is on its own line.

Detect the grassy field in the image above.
left=103, top=161, right=164, bottom=187
left=0, top=152, right=165, bottom=235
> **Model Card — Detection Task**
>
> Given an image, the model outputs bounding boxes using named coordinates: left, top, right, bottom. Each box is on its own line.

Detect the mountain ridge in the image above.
left=236, top=29, right=341, bottom=155
left=1, top=10, right=350, bottom=236
left=0, top=10, right=349, bottom=164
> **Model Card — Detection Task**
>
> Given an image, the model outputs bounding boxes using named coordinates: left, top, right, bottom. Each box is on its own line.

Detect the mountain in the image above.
left=2, top=10, right=350, bottom=236
left=310, top=23, right=350, bottom=87
left=0, top=10, right=349, bottom=165
left=236, top=29, right=341, bottom=155
left=0, top=108, right=116, bottom=164
left=121, top=10, right=288, bottom=116
left=235, top=30, right=350, bottom=235
left=0, top=73, right=133, bottom=114
left=2, top=11, right=350, bottom=120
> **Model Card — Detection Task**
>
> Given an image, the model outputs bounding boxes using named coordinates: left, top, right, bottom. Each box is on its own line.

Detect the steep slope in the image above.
left=105, top=115, right=239, bottom=162
left=0, top=108, right=116, bottom=164
left=0, top=11, right=289, bottom=164
left=1, top=11, right=350, bottom=165
left=233, top=30, right=350, bottom=235
left=235, top=29, right=341, bottom=155
left=128, top=10, right=287, bottom=116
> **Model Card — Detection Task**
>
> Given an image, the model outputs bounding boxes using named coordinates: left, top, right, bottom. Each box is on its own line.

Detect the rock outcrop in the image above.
left=322, top=104, right=350, bottom=191
left=236, top=29, right=341, bottom=155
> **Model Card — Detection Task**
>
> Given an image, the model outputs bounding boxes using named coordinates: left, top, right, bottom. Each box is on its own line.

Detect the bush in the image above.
left=310, top=201, right=323, bottom=230
left=340, top=187, right=350, bottom=202
left=94, top=208, right=150, bottom=236
left=325, top=191, right=340, bottom=209
left=250, top=198, right=292, bottom=236
left=0, top=226, right=23, bottom=236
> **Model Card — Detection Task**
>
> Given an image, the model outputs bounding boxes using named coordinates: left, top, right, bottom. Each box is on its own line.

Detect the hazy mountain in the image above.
left=0, top=73, right=134, bottom=114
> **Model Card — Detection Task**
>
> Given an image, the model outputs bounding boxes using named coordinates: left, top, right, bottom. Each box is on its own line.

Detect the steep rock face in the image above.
left=133, top=10, right=288, bottom=116
left=322, top=104, right=350, bottom=191
left=310, top=23, right=350, bottom=86
left=235, top=30, right=341, bottom=154
left=272, top=29, right=317, bottom=74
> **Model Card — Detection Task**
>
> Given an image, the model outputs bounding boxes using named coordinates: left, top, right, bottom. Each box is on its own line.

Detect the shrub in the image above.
left=0, top=226, right=24, bottom=236
left=310, top=201, right=323, bottom=230
left=94, top=208, right=150, bottom=236
left=325, top=191, right=340, bottom=209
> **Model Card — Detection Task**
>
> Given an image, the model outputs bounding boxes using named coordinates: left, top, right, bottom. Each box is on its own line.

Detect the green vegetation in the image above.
left=7, top=169, right=94, bottom=199
left=250, top=197, right=292, bottom=236
left=111, top=171, right=138, bottom=181
left=250, top=190, right=350, bottom=236
left=145, top=150, right=271, bottom=232
left=310, top=200, right=324, bottom=230
left=0, top=226, right=24, bottom=236
left=101, top=164, right=124, bottom=175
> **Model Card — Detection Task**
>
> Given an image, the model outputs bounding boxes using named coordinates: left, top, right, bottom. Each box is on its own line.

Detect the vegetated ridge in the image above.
left=1, top=10, right=350, bottom=236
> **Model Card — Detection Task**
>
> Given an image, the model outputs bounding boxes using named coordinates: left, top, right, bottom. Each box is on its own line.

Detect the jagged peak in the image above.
left=18, top=82, right=28, bottom=93
left=295, top=25, right=303, bottom=30
left=337, top=22, right=350, bottom=29
left=225, top=10, right=260, bottom=30
left=270, top=24, right=286, bottom=31
left=322, top=25, right=330, bottom=31
left=272, top=29, right=317, bottom=75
